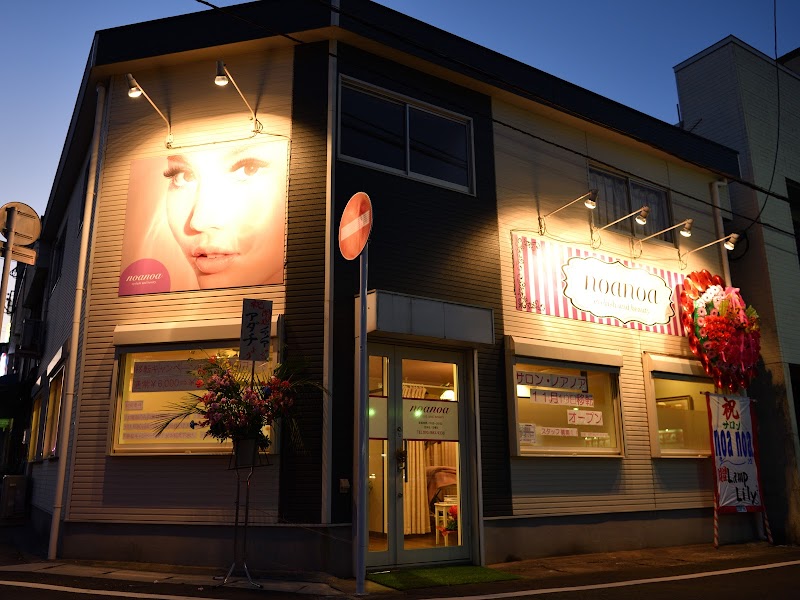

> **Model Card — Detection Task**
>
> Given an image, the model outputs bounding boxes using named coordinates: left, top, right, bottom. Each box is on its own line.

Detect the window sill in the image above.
left=655, top=452, right=711, bottom=459
left=338, top=155, right=475, bottom=196
left=514, top=451, right=624, bottom=458
left=110, top=450, right=279, bottom=458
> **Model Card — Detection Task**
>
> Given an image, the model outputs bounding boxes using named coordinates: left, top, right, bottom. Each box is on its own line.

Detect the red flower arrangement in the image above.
left=680, top=270, right=761, bottom=392
left=445, top=505, right=458, bottom=531
left=154, top=353, right=305, bottom=451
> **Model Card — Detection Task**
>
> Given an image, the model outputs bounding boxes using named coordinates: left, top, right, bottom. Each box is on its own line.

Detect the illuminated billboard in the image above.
left=119, top=138, right=289, bottom=295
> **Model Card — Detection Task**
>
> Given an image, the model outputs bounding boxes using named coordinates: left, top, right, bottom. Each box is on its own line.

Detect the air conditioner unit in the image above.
left=1, top=475, right=28, bottom=518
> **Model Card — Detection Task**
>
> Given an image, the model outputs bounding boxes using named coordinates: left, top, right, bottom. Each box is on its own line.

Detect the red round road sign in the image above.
left=339, top=192, right=373, bottom=260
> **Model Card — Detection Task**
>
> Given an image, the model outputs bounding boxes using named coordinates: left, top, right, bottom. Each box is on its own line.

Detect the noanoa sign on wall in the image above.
left=512, top=234, right=685, bottom=335
left=562, top=256, right=674, bottom=326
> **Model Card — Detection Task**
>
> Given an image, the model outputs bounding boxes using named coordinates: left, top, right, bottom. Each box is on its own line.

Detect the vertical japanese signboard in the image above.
left=706, top=393, right=764, bottom=512
left=239, top=299, right=273, bottom=361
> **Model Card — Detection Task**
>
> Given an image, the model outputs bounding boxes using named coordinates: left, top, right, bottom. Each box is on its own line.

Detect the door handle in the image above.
left=395, top=442, right=408, bottom=483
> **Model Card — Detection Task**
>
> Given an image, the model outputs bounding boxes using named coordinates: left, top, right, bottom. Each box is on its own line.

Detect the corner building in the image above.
left=8, top=0, right=767, bottom=576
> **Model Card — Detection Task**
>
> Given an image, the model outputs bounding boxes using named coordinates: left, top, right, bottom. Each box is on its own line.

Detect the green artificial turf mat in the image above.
left=367, top=565, right=519, bottom=590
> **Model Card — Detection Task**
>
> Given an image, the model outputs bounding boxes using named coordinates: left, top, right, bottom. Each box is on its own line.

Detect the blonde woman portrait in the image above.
left=119, top=138, right=288, bottom=295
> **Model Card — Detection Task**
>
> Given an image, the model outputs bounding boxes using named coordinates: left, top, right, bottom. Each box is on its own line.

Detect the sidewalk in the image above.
left=2, top=519, right=800, bottom=598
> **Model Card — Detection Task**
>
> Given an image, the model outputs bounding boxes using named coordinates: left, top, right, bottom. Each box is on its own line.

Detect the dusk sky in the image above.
left=1, top=0, right=798, bottom=219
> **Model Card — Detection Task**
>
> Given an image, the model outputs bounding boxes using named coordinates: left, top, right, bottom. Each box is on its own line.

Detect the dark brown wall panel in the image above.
left=331, top=44, right=512, bottom=521
left=279, top=41, right=329, bottom=523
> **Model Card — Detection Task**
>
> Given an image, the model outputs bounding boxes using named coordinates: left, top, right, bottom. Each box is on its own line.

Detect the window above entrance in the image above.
left=339, top=78, right=474, bottom=193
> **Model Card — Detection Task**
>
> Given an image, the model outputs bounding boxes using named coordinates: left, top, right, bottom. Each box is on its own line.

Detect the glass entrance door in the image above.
left=366, top=345, right=470, bottom=567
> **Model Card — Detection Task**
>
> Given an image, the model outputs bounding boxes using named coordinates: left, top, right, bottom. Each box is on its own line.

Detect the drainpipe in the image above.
left=711, top=181, right=732, bottom=286
left=48, top=82, right=107, bottom=559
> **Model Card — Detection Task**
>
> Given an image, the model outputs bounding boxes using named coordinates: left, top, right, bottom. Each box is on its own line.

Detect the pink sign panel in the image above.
left=512, top=233, right=685, bottom=336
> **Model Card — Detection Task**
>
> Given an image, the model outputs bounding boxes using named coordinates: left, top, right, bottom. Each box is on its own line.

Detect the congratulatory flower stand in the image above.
left=153, top=353, right=307, bottom=588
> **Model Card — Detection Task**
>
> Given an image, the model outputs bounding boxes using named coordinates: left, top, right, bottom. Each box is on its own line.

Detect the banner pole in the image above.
left=762, top=511, right=774, bottom=544
left=706, top=392, right=720, bottom=549
left=713, top=498, right=720, bottom=549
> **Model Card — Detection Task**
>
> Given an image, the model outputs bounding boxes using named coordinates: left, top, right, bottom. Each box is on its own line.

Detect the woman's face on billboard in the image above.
left=163, top=141, right=286, bottom=289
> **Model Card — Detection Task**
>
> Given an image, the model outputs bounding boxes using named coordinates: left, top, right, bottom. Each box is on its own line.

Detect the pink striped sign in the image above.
left=512, top=233, right=685, bottom=336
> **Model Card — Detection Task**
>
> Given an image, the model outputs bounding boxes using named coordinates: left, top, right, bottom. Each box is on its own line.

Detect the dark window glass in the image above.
left=50, top=234, right=65, bottom=293
left=409, top=107, right=470, bottom=188
left=340, top=86, right=405, bottom=172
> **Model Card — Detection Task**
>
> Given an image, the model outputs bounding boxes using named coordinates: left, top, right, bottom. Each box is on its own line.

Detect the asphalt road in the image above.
left=2, top=560, right=800, bottom=600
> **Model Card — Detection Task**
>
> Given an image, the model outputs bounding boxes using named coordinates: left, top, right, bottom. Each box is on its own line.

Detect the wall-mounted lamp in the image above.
left=214, top=61, right=229, bottom=86
left=126, top=73, right=173, bottom=148
left=631, top=218, right=693, bottom=258
left=538, top=189, right=597, bottom=235
left=215, top=60, right=262, bottom=133
left=591, top=206, right=648, bottom=249
left=594, top=205, right=649, bottom=233
left=679, top=232, right=739, bottom=264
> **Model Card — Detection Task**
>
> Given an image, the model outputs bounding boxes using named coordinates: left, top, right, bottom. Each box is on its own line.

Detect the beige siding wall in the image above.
left=66, top=48, right=295, bottom=524
left=494, top=99, right=725, bottom=518
left=733, top=44, right=800, bottom=366
left=676, top=40, right=800, bottom=367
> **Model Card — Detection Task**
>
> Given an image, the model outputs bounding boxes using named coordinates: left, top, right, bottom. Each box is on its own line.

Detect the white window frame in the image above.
left=338, top=76, right=476, bottom=194
left=506, top=336, right=625, bottom=457
left=108, top=316, right=284, bottom=457
left=643, top=352, right=714, bottom=458
left=110, top=342, right=280, bottom=457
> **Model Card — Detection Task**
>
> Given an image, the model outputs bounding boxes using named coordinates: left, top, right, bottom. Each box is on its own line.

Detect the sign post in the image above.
left=0, top=202, right=41, bottom=323
left=0, top=207, right=17, bottom=320
left=339, top=192, right=373, bottom=595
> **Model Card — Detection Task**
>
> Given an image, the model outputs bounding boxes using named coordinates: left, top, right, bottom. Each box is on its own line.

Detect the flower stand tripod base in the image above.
left=215, top=438, right=262, bottom=589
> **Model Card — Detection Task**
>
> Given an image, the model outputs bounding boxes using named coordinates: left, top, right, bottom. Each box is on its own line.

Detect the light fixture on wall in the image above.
left=125, top=73, right=173, bottom=148
left=631, top=218, right=693, bottom=258
left=594, top=206, right=650, bottom=233
left=591, top=206, right=648, bottom=249
left=679, top=233, right=739, bottom=266
left=215, top=60, right=263, bottom=134
left=538, top=189, right=598, bottom=235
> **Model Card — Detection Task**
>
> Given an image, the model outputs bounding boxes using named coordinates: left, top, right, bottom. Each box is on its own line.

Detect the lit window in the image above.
left=645, top=354, right=715, bottom=456
left=589, top=167, right=671, bottom=241
left=28, top=395, right=43, bottom=461
left=511, top=359, right=623, bottom=455
left=339, top=81, right=473, bottom=191
left=652, top=375, right=714, bottom=455
left=112, top=346, right=277, bottom=455
left=43, top=369, right=64, bottom=458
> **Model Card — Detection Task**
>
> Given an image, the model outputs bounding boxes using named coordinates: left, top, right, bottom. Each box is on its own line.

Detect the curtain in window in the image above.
left=589, top=169, right=628, bottom=230
left=631, top=183, right=670, bottom=240
left=403, top=441, right=431, bottom=534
